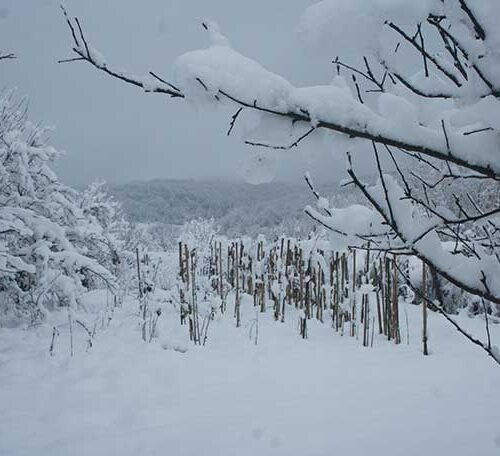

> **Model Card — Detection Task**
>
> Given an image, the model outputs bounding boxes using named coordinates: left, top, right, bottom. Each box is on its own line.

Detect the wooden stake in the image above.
left=422, top=261, right=429, bottom=356
left=392, top=256, right=401, bottom=344
left=235, top=243, right=241, bottom=328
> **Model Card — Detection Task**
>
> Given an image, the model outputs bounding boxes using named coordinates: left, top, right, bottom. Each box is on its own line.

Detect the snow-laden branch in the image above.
left=60, top=8, right=500, bottom=180
left=339, top=167, right=500, bottom=305
left=301, top=151, right=500, bottom=306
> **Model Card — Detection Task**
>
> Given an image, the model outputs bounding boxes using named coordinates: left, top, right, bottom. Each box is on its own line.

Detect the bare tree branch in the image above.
left=245, top=126, right=316, bottom=150
left=345, top=160, right=500, bottom=305
left=385, top=21, right=463, bottom=87
left=458, top=0, right=486, bottom=40
left=0, top=52, right=15, bottom=61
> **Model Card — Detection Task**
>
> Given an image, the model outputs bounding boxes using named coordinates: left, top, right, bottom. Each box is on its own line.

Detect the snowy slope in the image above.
left=1, top=291, right=499, bottom=456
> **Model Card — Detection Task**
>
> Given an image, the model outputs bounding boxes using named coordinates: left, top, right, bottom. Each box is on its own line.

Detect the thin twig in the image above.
left=227, top=108, right=243, bottom=136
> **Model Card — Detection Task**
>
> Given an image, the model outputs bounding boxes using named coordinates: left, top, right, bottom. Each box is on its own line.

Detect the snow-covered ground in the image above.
left=1, top=291, right=499, bottom=456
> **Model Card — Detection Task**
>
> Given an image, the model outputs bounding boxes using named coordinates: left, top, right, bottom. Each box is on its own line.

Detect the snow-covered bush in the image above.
left=147, top=222, right=181, bottom=252
left=0, top=92, right=115, bottom=326
left=179, top=218, right=218, bottom=253
left=78, top=180, right=129, bottom=277
left=179, top=218, right=218, bottom=283
left=123, top=222, right=161, bottom=252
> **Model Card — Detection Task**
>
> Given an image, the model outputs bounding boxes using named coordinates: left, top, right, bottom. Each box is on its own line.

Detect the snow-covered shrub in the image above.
left=78, top=180, right=129, bottom=278
left=178, top=218, right=219, bottom=292
left=0, top=92, right=115, bottom=326
left=123, top=222, right=161, bottom=252
left=147, top=222, right=181, bottom=252
left=179, top=218, right=218, bottom=252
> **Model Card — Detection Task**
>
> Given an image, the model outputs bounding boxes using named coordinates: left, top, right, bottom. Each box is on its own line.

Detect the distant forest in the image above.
left=110, top=179, right=364, bottom=238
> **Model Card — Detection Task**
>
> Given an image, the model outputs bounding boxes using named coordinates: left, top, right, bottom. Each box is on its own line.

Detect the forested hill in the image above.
left=110, top=179, right=359, bottom=237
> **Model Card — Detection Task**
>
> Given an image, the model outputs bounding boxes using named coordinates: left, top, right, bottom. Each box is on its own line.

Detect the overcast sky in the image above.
left=0, top=0, right=348, bottom=186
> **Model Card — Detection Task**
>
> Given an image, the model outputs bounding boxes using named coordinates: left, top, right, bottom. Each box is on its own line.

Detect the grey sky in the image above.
left=0, top=0, right=345, bottom=186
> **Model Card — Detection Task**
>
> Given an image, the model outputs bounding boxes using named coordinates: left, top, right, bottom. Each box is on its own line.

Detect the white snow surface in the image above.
left=1, top=289, right=500, bottom=456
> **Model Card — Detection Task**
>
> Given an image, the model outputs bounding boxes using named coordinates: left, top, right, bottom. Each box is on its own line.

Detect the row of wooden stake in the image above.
left=177, top=238, right=429, bottom=354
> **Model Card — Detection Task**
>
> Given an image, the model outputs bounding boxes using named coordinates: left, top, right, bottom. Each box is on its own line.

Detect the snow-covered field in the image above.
left=1, top=291, right=499, bottom=456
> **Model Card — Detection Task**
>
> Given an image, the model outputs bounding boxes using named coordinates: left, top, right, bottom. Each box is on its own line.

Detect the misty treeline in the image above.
left=111, top=179, right=368, bottom=239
